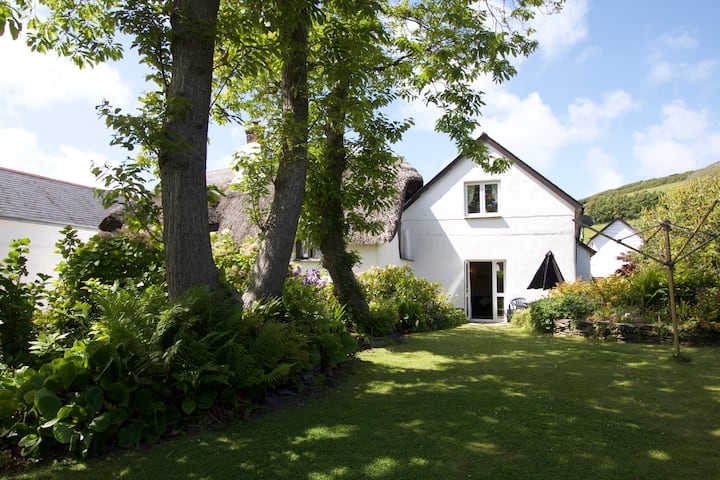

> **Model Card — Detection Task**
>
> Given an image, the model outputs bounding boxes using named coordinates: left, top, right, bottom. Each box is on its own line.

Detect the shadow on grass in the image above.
left=17, top=326, right=720, bottom=480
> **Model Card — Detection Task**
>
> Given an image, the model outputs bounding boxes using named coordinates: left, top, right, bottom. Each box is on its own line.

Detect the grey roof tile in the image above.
left=0, top=167, right=107, bottom=228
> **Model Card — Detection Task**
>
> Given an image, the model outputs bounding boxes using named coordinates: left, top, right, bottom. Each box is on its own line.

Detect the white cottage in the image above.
left=0, top=168, right=107, bottom=280
left=587, top=218, right=642, bottom=278
left=385, top=134, right=591, bottom=321
left=208, top=134, right=591, bottom=322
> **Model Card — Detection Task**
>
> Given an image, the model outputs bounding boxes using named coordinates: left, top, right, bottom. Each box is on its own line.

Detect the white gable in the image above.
left=588, top=219, right=643, bottom=277
left=397, top=136, right=583, bottom=320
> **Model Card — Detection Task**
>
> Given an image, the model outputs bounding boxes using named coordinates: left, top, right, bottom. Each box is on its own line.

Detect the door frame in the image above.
left=465, top=259, right=506, bottom=322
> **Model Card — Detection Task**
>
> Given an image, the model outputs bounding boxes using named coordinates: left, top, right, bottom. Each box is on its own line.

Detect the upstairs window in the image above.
left=466, top=182, right=499, bottom=216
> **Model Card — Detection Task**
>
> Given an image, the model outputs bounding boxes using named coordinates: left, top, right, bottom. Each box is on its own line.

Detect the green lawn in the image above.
left=10, top=325, right=720, bottom=479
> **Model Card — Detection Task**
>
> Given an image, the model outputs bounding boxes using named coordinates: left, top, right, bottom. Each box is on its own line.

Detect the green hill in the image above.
left=580, top=161, right=720, bottom=224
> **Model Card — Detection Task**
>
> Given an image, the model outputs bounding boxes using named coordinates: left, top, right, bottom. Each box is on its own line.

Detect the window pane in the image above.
left=485, top=183, right=498, bottom=213
left=496, top=296, right=505, bottom=318
left=467, top=184, right=481, bottom=214
left=496, top=261, right=504, bottom=293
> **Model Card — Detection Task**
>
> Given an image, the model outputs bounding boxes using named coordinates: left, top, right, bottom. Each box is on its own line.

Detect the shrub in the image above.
left=359, top=299, right=400, bottom=337
left=510, top=308, right=532, bottom=330
left=0, top=239, right=48, bottom=367
left=47, top=227, right=165, bottom=338
left=211, top=231, right=258, bottom=292
left=529, top=293, right=598, bottom=334
left=281, top=272, right=356, bottom=374
left=357, top=266, right=463, bottom=334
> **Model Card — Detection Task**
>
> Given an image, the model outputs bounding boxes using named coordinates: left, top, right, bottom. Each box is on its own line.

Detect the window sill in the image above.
left=465, top=213, right=502, bottom=219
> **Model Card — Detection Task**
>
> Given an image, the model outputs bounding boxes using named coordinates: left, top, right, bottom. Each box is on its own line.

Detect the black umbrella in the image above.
left=528, top=250, right=565, bottom=290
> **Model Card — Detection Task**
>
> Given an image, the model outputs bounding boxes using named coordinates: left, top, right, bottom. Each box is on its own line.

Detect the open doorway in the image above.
left=466, top=260, right=505, bottom=321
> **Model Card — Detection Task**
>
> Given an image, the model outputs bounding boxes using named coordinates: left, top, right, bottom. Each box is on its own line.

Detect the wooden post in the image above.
left=662, top=221, right=680, bottom=358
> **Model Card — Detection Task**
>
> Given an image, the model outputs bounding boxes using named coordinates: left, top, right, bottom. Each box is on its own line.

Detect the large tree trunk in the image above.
left=159, top=0, right=222, bottom=302
left=243, top=1, right=310, bottom=306
left=317, top=82, right=370, bottom=321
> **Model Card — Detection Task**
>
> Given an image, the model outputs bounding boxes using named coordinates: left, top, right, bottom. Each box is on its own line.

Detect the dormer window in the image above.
left=466, top=182, right=499, bottom=216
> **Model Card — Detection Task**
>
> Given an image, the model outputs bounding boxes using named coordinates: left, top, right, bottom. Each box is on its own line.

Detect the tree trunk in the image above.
left=317, top=82, right=370, bottom=321
left=243, top=1, right=310, bottom=306
left=159, top=0, right=222, bottom=302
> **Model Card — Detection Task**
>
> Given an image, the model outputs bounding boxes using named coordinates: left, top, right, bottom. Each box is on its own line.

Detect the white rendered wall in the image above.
left=589, top=221, right=643, bottom=277
left=401, top=152, right=579, bottom=311
left=0, top=219, right=98, bottom=281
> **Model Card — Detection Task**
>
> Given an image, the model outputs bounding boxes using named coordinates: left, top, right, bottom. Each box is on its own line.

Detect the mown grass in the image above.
left=9, top=325, right=720, bottom=479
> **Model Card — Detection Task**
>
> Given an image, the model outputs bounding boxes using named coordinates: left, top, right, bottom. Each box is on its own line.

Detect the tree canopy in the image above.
left=4, top=0, right=564, bottom=304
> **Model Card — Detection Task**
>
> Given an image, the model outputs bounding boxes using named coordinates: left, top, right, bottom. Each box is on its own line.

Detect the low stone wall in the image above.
left=554, top=319, right=720, bottom=346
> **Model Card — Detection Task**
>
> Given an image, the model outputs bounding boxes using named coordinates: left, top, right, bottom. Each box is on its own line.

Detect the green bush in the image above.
left=358, top=266, right=463, bottom=334
left=359, top=299, right=400, bottom=337
left=529, top=294, right=597, bottom=334
left=281, top=274, right=356, bottom=373
left=0, top=239, right=48, bottom=367
left=510, top=308, right=532, bottom=330
left=47, top=227, right=165, bottom=338
left=211, top=231, right=258, bottom=292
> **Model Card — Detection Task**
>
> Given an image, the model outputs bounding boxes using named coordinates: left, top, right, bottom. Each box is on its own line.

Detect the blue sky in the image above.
left=1, top=0, right=719, bottom=199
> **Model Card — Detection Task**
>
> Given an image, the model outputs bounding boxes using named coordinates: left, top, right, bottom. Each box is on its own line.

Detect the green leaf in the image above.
left=195, top=390, right=216, bottom=410
left=105, top=382, right=130, bottom=407
left=89, top=413, right=111, bottom=432
left=181, top=397, right=196, bottom=415
left=53, top=422, right=74, bottom=444
left=19, top=433, right=42, bottom=456
left=132, top=388, right=153, bottom=413
left=117, top=421, right=143, bottom=447
left=0, top=389, right=19, bottom=418
left=34, top=387, right=62, bottom=419
left=56, top=361, right=77, bottom=389
left=43, top=374, right=64, bottom=393
left=83, top=386, right=104, bottom=415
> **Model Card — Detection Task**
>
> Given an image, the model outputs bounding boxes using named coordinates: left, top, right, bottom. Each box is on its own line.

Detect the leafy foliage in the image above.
left=0, top=239, right=48, bottom=367
left=0, top=282, right=350, bottom=459
left=357, top=266, right=466, bottom=335
left=583, top=190, right=661, bottom=223
left=211, top=231, right=258, bottom=292
left=46, top=227, right=165, bottom=338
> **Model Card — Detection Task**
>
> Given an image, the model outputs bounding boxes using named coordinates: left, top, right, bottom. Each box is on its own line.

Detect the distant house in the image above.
left=0, top=168, right=107, bottom=280
left=587, top=218, right=643, bottom=278
left=210, top=133, right=592, bottom=322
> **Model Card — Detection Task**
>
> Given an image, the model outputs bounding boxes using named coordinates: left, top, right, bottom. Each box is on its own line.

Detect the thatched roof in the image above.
left=101, top=163, right=423, bottom=246
left=207, top=169, right=270, bottom=241
left=347, top=162, right=423, bottom=245
left=209, top=162, right=423, bottom=246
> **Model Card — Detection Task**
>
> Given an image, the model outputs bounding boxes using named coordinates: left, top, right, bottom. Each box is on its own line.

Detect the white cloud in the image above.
left=648, top=59, right=719, bottom=84
left=647, top=29, right=718, bottom=84
left=566, top=90, right=637, bottom=141
left=582, top=147, right=624, bottom=193
left=657, top=31, right=699, bottom=51
left=0, top=127, right=112, bottom=187
left=632, top=100, right=720, bottom=177
left=480, top=91, right=567, bottom=169
left=478, top=88, right=634, bottom=169
left=0, top=34, right=133, bottom=112
left=531, top=0, right=589, bottom=60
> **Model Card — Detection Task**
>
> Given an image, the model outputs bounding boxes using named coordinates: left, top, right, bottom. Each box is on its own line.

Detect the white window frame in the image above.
left=465, top=181, right=500, bottom=217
